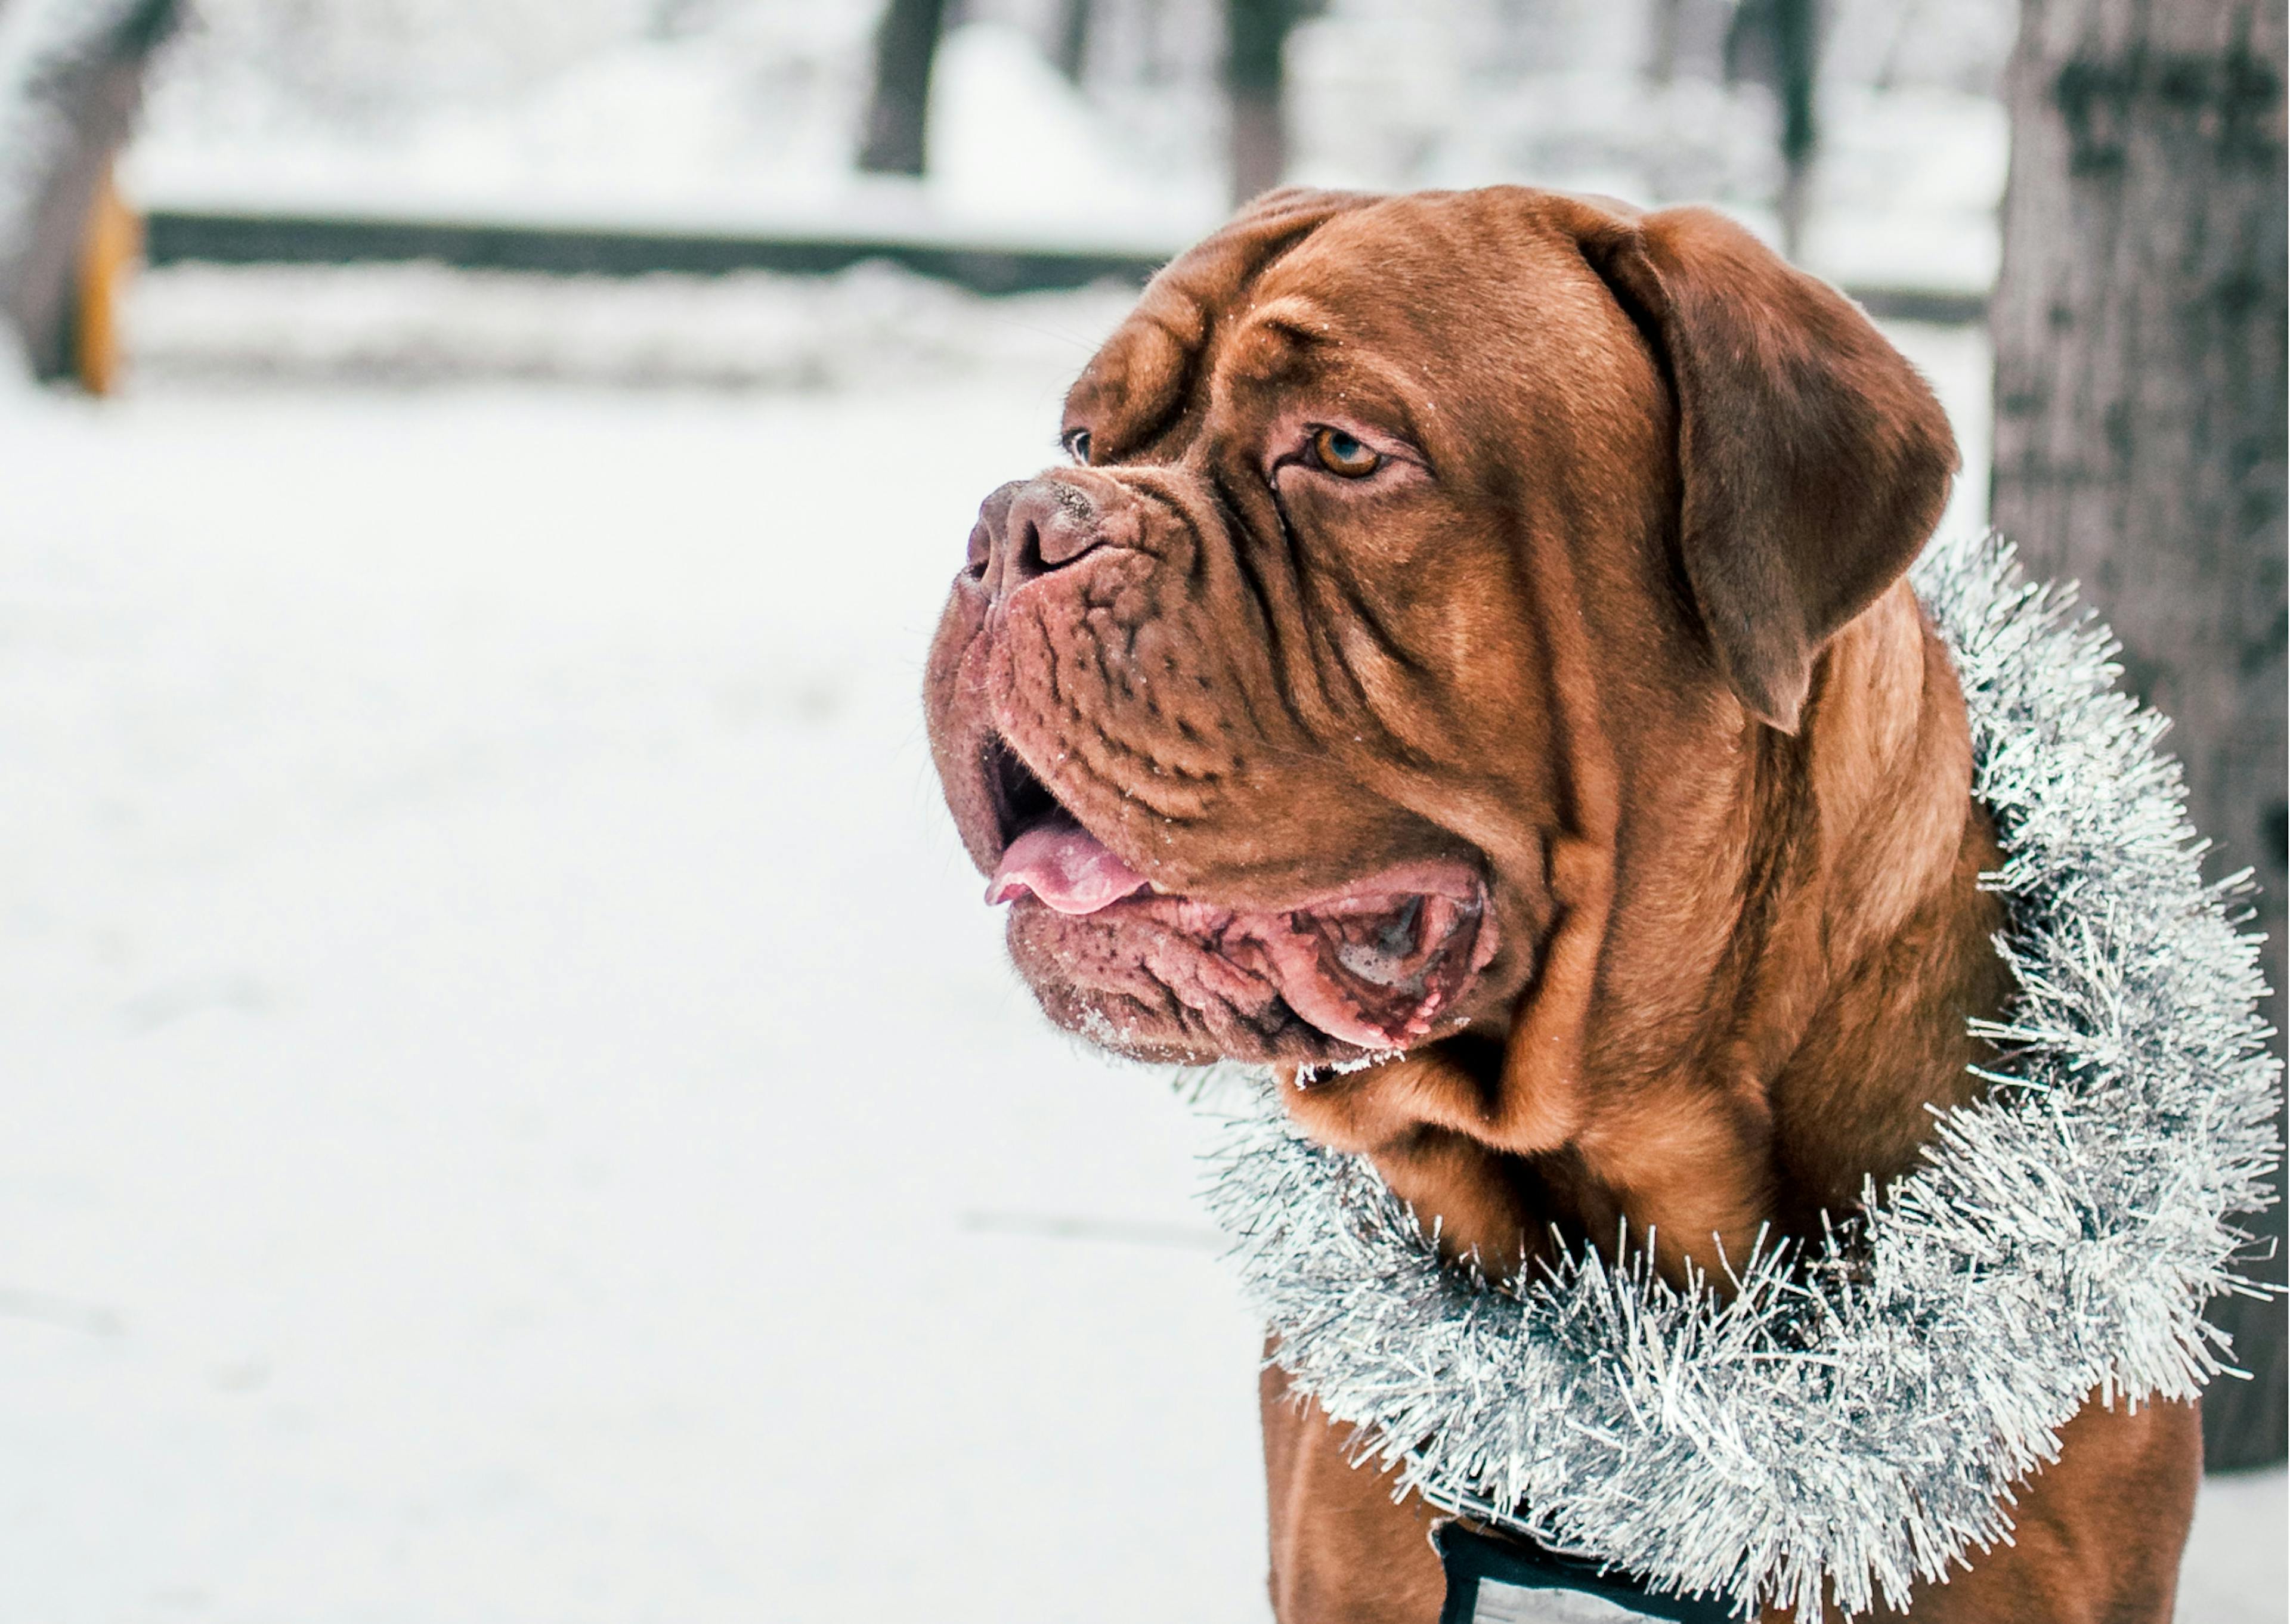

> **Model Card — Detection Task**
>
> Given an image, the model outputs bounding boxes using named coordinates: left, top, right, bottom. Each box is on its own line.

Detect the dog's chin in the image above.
left=998, top=854, right=1499, bottom=1068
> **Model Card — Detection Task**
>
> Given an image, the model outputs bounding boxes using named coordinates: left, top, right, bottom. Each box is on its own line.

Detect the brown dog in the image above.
left=923, top=187, right=2201, bottom=1623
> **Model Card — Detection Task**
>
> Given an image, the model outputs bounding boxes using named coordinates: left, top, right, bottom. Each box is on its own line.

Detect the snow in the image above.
left=925, top=21, right=1223, bottom=241
left=125, top=14, right=1220, bottom=256
left=2178, top=1469, right=2289, bottom=1624
left=117, top=260, right=1140, bottom=392
left=2, top=269, right=2276, bottom=1620
left=0, top=363, right=1269, bottom=1622
left=120, top=0, right=2004, bottom=287
left=1800, top=88, right=2010, bottom=293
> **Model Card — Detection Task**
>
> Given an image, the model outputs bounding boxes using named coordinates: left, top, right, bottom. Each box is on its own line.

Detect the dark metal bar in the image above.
left=143, top=210, right=1170, bottom=296
left=1845, top=285, right=1991, bottom=326
left=141, top=208, right=1991, bottom=325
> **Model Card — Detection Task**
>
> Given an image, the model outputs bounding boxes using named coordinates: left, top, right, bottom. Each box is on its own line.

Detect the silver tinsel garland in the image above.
left=1196, top=530, right=2283, bottom=1622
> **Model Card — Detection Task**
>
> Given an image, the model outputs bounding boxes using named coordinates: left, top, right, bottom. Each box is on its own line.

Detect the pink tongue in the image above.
left=988, top=823, right=1152, bottom=915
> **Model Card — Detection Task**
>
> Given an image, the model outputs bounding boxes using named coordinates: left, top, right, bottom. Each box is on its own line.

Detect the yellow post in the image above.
left=73, top=163, right=143, bottom=396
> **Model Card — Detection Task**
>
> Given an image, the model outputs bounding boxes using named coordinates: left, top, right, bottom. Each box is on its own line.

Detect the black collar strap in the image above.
left=1436, top=1523, right=1737, bottom=1623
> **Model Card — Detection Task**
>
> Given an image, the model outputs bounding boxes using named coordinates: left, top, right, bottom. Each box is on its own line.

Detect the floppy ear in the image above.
left=1579, top=206, right=1958, bottom=732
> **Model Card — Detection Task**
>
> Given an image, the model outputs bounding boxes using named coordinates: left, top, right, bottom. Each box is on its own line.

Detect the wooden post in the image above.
left=1990, top=0, right=2287, bottom=1470
left=72, top=163, right=140, bottom=396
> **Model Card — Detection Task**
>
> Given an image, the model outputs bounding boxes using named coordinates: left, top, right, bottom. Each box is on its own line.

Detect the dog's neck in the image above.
left=1282, top=580, right=2011, bottom=1282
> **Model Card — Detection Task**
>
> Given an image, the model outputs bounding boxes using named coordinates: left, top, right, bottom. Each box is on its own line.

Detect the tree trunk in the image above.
left=1774, top=0, right=1818, bottom=259
left=1990, top=0, right=2287, bottom=1471
left=856, top=0, right=948, bottom=178
left=1724, top=0, right=1823, bottom=259
left=0, top=0, right=178, bottom=382
left=1227, top=0, right=1294, bottom=206
left=1055, top=0, right=1091, bottom=84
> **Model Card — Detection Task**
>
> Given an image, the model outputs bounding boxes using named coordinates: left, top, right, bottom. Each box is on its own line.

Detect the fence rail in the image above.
left=144, top=210, right=1165, bottom=297
left=143, top=209, right=1991, bottom=326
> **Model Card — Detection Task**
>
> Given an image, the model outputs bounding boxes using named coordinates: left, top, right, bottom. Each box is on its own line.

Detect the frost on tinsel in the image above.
left=1194, top=529, right=2283, bottom=1622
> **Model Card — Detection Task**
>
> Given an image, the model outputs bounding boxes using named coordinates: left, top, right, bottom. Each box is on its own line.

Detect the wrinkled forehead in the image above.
left=1064, top=190, right=1640, bottom=461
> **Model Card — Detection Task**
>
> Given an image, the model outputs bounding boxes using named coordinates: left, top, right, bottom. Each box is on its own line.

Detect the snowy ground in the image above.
left=1, top=275, right=2279, bottom=1622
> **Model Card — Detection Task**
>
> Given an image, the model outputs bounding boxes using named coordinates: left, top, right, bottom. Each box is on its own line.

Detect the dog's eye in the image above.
left=1310, top=427, right=1381, bottom=478
left=1063, top=428, right=1093, bottom=465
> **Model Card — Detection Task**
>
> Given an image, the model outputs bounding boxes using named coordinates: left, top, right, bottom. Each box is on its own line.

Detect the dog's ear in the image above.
left=1577, top=206, right=1957, bottom=733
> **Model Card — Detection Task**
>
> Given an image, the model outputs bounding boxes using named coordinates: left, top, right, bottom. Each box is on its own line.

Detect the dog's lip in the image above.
left=976, top=730, right=1486, bottom=910
left=1001, top=879, right=1497, bottom=1053
left=985, top=814, right=1487, bottom=919
left=985, top=796, right=1498, bottom=1052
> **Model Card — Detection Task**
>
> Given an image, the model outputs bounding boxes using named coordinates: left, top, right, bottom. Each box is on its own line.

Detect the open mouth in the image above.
left=979, top=740, right=1496, bottom=1055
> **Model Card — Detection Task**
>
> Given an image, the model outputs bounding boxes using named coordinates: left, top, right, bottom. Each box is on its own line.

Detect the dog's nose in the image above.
left=966, top=477, right=1107, bottom=599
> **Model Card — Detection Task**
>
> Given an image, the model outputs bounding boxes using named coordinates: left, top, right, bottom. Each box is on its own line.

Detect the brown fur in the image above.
left=921, top=186, right=2202, bottom=1621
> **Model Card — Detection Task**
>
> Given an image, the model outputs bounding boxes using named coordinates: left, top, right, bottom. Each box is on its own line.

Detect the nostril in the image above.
left=1008, top=512, right=1048, bottom=582
left=1033, top=500, right=1102, bottom=570
left=977, top=478, right=1109, bottom=598
left=1007, top=485, right=1102, bottom=581
left=968, top=480, right=1025, bottom=584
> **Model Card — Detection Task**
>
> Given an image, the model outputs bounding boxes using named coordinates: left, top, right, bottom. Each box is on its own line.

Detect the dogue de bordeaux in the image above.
left=923, top=187, right=2201, bottom=1623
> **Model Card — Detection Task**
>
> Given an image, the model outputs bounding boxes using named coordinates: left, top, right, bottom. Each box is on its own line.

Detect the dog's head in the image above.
left=924, top=187, right=1954, bottom=1069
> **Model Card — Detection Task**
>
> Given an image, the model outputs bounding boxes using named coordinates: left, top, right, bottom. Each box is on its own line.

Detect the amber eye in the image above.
left=1310, top=426, right=1381, bottom=478
left=1063, top=427, right=1093, bottom=464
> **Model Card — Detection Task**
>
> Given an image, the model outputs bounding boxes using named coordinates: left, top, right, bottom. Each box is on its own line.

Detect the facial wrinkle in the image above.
left=1205, top=459, right=1317, bottom=739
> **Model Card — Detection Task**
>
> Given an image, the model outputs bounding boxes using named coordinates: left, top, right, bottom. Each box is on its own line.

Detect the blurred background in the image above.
left=0, top=1, right=2280, bottom=1620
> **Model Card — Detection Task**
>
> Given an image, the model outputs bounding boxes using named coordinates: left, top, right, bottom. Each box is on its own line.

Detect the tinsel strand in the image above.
left=1194, top=531, right=2282, bottom=1621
